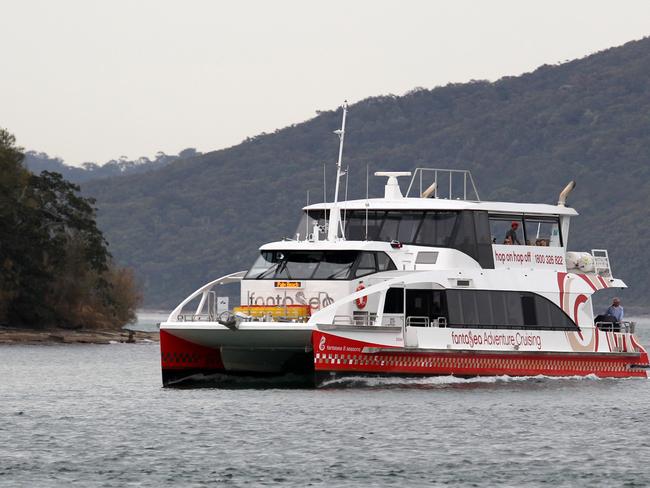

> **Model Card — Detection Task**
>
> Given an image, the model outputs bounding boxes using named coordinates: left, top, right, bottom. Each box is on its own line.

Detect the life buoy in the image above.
left=355, top=283, right=367, bottom=309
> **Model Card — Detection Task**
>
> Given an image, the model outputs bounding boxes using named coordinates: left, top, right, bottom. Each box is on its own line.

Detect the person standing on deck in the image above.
left=605, top=297, right=624, bottom=323
left=505, top=222, right=522, bottom=245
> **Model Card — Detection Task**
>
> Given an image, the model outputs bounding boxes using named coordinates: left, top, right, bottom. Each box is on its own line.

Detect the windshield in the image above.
left=245, top=250, right=395, bottom=280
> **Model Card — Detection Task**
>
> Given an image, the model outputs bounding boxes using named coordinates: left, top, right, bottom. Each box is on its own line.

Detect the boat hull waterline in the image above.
left=160, top=326, right=649, bottom=386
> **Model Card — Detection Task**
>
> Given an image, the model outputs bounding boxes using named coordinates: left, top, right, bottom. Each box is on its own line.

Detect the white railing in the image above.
left=592, top=249, right=612, bottom=277
left=406, top=168, right=480, bottom=201
left=168, top=270, right=246, bottom=323
left=595, top=321, right=635, bottom=334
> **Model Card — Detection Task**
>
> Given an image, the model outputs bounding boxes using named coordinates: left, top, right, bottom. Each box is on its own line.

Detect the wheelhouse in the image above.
left=246, top=250, right=397, bottom=281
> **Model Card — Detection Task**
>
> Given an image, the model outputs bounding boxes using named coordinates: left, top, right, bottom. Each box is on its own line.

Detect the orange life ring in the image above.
left=355, top=283, right=367, bottom=309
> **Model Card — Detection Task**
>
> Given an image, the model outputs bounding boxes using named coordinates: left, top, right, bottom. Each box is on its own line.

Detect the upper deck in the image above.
left=303, top=196, right=578, bottom=217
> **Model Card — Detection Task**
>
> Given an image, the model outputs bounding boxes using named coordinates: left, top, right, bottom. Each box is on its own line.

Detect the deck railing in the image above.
left=406, top=168, right=480, bottom=201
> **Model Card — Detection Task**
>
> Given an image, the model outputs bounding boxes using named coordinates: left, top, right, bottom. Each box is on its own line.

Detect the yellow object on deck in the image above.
left=234, top=305, right=311, bottom=320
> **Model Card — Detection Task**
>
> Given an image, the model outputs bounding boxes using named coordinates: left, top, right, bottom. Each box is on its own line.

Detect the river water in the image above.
left=1, top=317, right=650, bottom=487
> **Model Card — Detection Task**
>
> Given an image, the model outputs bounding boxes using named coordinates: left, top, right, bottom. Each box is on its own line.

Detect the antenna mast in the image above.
left=327, top=100, right=348, bottom=241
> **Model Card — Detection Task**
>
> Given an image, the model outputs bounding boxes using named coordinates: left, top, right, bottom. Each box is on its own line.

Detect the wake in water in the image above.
left=317, top=373, right=613, bottom=389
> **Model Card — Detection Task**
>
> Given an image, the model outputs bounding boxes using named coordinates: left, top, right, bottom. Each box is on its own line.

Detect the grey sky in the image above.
left=3, top=0, right=649, bottom=164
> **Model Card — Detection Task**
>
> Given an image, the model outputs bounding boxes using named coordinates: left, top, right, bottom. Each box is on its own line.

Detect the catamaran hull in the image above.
left=311, top=329, right=650, bottom=381
left=160, top=326, right=314, bottom=386
left=161, top=325, right=649, bottom=386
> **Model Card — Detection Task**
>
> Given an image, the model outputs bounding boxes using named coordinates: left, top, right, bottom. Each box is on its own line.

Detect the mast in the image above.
left=327, top=100, right=348, bottom=241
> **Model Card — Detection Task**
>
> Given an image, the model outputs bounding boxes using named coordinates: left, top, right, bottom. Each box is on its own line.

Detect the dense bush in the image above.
left=0, top=129, right=141, bottom=329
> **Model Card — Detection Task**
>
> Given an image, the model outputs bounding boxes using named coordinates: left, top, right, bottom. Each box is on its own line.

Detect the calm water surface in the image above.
left=1, top=317, right=650, bottom=487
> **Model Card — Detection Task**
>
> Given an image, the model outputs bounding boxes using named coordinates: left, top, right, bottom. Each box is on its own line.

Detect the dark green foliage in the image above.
left=23, top=149, right=201, bottom=184
left=0, top=129, right=141, bottom=328
left=82, top=37, right=650, bottom=308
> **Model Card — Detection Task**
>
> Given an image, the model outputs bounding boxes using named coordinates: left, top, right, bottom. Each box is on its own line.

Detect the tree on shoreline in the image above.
left=0, top=128, right=141, bottom=329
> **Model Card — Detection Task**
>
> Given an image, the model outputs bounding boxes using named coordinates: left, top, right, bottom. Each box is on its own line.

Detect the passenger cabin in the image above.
left=292, top=169, right=576, bottom=271
left=240, top=170, right=580, bottom=316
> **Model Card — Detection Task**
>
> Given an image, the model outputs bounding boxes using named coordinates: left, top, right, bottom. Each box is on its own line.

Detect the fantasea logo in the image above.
left=247, top=290, right=335, bottom=310
left=451, top=330, right=542, bottom=350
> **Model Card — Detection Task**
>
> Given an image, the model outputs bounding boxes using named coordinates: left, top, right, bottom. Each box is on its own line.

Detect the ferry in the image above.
left=159, top=103, right=649, bottom=386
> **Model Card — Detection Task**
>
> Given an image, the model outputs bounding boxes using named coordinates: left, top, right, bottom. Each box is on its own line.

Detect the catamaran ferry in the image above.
left=159, top=103, right=649, bottom=386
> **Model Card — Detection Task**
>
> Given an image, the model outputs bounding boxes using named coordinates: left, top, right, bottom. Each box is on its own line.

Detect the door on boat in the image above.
left=384, top=287, right=447, bottom=347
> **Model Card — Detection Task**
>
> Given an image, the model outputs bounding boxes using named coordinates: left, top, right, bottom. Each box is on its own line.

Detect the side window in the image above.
left=397, top=212, right=423, bottom=243
left=377, top=252, right=397, bottom=271
left=379, top=212, right=401, bottom=241
left=444, top=290, right=577, bottom=330
left=489, top=215, right=524, bottom=245
left=354, top=252, right=377, bottom=278
left=523, top=217, right=562, bottom=247
left=383, top=287, right=404, bottom=314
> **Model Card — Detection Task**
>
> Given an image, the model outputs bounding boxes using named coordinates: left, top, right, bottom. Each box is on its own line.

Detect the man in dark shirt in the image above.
left=505, top=222, right=522, bottom=245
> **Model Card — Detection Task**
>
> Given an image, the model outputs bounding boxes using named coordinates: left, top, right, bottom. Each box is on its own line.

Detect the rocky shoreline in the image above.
left=0, top=327, right=159, bottom=345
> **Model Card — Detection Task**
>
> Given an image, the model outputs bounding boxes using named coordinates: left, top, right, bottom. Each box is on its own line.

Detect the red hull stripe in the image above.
left=313, top=331, right=648, bottom=379
left=577, top=273, right=598, bottom=291
left=557, top=272, right=567, bottom=311
left=597, top=275, right=609, bottom=289
left=160, top=329, right=224, bottom=371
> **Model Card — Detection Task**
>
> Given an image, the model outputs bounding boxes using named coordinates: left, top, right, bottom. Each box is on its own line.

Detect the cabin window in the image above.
left=523, top=217, right=562, bottom=247
left=311, top=251, right=358, bottom=280
left=384, top=287, right=404, bottom=314
left=245, top=250, right=395, bottom=280
left=343, top=210, right=494, bottom=269
left=489, top=215, right=525, bottom=245
left=354, top=252, right=377, bottom=278
left=274, top=252, right=321, bottom=280
left=490, top=214, right=562, bottom=247
left=377, top=252, right=395, bottom=271
left=445, top=290, right=577, bottom=330
left=295, top=210, right=329, bottom=241
left=383, top=288, right=447, bottom=325
left=392, top=288, right=577, bottom=330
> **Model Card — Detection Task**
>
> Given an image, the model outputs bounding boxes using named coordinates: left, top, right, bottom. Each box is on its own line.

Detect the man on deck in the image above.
left=505, top=222, right=522, bottom=245
left=605, top=297, right=624, bottom=323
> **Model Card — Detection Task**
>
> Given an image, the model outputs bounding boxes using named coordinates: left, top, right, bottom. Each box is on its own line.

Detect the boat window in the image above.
left=384, top=287, right=404, bottom=314
left=523, top=216, right=562, bottom=247
left=378, top=212, right=401, bottom=242
left=444, top=290, right=577, bottom=330
left=275, top=252, right=321, bottom=280
left=397, top=212, right=423, bottom=243
left=377, top=252, right=396, bottom=271
left=344, top=210, right=494, bottom=269
left=311, top=251, right=358, bottom=280
left=294, top=210, right=329, bottom=241
left=489, top=215, right=524, bottom=245
left=354, top=252, right=377, bottom=278
left=415, top=211, right=456, bottom=247
left=246, top=250, right=396, bottom=280
left=245, top=251, right=283, bottom=279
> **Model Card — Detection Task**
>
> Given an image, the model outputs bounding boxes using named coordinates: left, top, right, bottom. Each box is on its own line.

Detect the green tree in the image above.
left=0, top=127, right=141, bottom=328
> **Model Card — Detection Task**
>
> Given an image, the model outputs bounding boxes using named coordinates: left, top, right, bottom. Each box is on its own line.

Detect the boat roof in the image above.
left=304, top=197, right=578, bottom=216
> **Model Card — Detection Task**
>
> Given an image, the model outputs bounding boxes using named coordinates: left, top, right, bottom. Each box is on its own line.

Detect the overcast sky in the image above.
left=2, top=0, right=650, bottom=165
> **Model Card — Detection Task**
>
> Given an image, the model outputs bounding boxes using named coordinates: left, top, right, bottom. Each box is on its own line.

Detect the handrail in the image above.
left=166, top=270, right=247, bottom=322
left=405, top=168, right=480, bottom=201
left=595, top=321, right=635, bottom=334
left=406, top=316, right=430, bottom=327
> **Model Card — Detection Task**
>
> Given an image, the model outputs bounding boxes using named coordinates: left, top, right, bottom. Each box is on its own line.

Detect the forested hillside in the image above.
left=84, top=37, right=650, bottom=308
left=24, top=148, right=202, bottom=183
